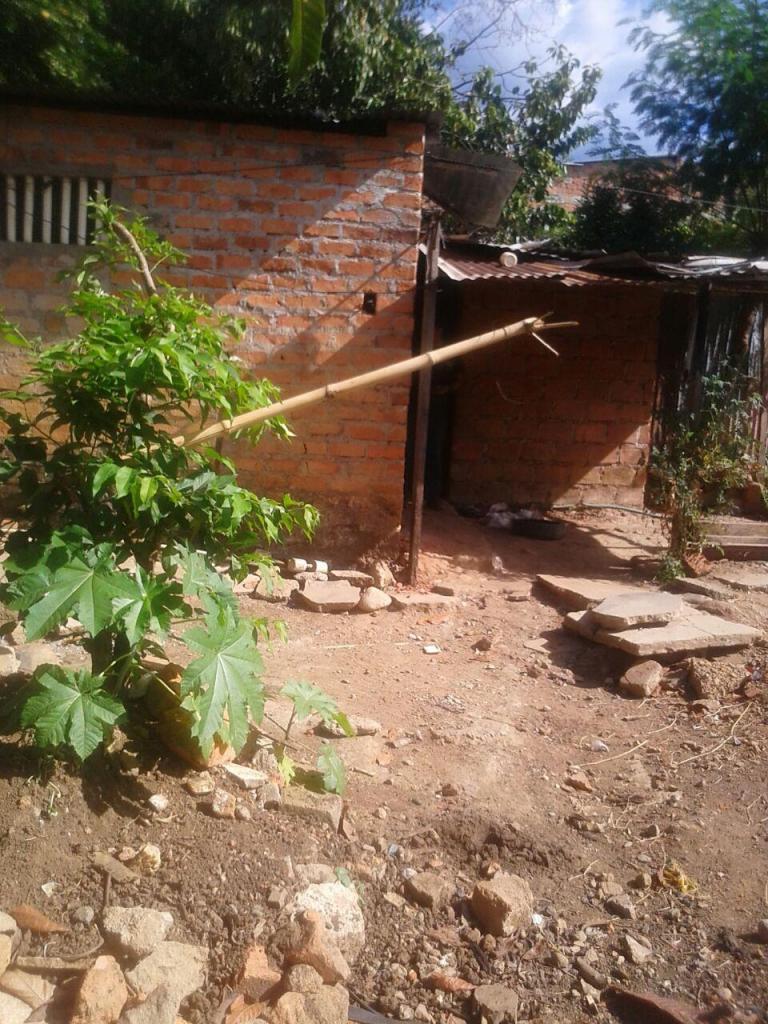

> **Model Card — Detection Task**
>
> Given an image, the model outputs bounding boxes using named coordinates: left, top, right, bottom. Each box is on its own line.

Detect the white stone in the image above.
left=0, top=992, right=32, bottom=1024
left=292, top=882, right=366, bottom=961
left=221, top=763, right=268, bottom=790
left=102, top=906, right=173, bottom=958
left=356, top=587, right=392, bottom=613
left=124, top=941, right=207, bottom=1008
left=592, top=592, right=682, bottom=629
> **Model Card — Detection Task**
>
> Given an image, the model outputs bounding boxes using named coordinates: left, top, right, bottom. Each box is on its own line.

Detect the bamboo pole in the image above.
left=174, top=315, right=576, bottom=449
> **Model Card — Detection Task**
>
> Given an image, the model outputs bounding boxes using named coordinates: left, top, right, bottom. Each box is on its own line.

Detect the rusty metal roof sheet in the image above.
left=438, top=245, right=768, bottom=289
left=437, top=253, right=642, bottom=287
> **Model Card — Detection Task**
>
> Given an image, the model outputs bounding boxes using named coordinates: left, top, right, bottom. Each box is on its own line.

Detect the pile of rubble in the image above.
left=235, top=557, right=460, bottom=615
left=0, top=882, right=364, bottom=1024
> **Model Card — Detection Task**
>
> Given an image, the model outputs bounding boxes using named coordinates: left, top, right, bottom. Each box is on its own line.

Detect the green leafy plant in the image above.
left=279, top=680, right=351, bottom=793
left=0, top=202, right=339, bottom=772
left=651, top=367, right=766, bottom=578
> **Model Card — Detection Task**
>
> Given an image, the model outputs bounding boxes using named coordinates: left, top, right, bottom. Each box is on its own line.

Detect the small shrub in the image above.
left=0, top=202, right=342, bottom=786
left=651, top=367, right=766, bottom=576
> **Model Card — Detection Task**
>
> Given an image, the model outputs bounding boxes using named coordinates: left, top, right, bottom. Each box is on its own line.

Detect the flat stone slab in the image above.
left=390, top=592, right=457, bottom=611
left=295, top=580, right=360, bottom=612
left=537, top=575, right=642, bottom=610
left=710, top=569, right=768, bottom=592
left=591, top=592, right=683, bottom=630
left=565, top=609, right=760, bottom=657
left=669, top=576, right=735, bottom=600
left=329, top=569, right=374, bottom=586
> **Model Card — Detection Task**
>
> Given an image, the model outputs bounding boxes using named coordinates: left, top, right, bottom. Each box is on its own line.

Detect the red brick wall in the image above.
left=447, top=279, right=661, bottom=507
left=0, top=103, right=424, bottom=549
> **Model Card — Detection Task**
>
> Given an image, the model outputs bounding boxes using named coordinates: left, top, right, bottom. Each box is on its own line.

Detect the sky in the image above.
left=431, top=0, right=666, bottom=157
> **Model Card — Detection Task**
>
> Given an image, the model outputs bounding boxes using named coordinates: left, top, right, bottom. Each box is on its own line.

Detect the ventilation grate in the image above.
left=1, top=174, right=111, bottom=245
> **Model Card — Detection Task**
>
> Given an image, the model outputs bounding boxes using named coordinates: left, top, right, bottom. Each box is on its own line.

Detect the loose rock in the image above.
left=620, top=660, right=664, bottom=699
left=280, top=789, right=343, bottom=832
left=118, top=984, right=179, bottom=1024
left=270, top=981, right=350, bottom=1024
left=238, top=943, right=282, bottom=1001
left=210, top=789, right=237, bottom=819
left=124, top=941, right=207, bottom=1009
left=473, top=983, right=520, bottom=1023
left=356, top=587, right=392, bottom=613
left=622, top=934, right=653, bottom=964
left=0, top=992, right=31, bottom=1024
left=316, top=716, right=382, bottom=739
left=0, top=969, right=55, bottom=1010
left=369, top=560, right=396, bottom=589
left=282, top=910, right=351, bottom=985
left=564, top=770, right=593, bottom=793
left=0, top=933, right=12, bottom=975
left=102, top=906, right=173, bottom=958
left=72, top=955, right=128, bottom=1024
left=291, top=882, right=366, bottom=960
left=404, top=872, right=453, bottom=911
left=295, top=580, right=360, bottom=613
left=221, top=763, right=268, bottom=790
left=605, top=894, right=636, bottom=920
left=470, top=874, right=533, bottom=937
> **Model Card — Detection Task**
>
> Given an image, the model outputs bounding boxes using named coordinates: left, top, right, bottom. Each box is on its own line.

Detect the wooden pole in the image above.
left=408, top=216, right=441, bottom=585
left=174, top=316, right=572, bottom=450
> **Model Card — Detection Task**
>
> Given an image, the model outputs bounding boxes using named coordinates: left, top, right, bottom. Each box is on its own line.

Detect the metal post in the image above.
left=408, top=215, right=441, bottom=585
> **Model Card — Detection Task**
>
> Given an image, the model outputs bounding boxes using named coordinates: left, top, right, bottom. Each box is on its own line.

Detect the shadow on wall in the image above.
left=0, top=104, right=425, bottom=551
left=443, top=278, right=663, bottom=510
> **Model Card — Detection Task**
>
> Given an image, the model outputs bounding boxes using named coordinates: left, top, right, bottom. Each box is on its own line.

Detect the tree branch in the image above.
left=111, top=220, right=158, bottom=296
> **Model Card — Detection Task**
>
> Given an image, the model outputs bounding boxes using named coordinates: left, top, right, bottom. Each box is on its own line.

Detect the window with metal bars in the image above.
left=0, top=174, right=112, bottom=245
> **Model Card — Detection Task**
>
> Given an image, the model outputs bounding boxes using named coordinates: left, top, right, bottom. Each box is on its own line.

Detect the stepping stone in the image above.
left=295, top=580, right=360, bottom=613
left=565, top=609, right=760, bottom=657
left=710, top=569, right=768, bottom=592
left=537, top=575, right=642, bottom=610
left=669, top=576, right=735, bottom=601
left=591, top=592, right=683, bottom=630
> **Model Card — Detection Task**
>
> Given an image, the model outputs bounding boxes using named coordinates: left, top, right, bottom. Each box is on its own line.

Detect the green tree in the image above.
left=442, top=48, right=602, bottom=239
left=627, top=0, right=768, bottom=251
left=1, top=3, right=600, bottom=238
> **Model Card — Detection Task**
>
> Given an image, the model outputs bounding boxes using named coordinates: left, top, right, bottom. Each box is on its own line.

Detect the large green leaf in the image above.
left=287, top=0, right=326, bottom=86
left=112, top=569, right=186, bottom=645
left=317, top=741, right=347, bottom=795
left=280, top=679, right=353, bottom=735
left=24, top=555, right=132, bottom=640
left=181, top=609, right=265, bottom=755
left=20, top=666, right=125, bottom=761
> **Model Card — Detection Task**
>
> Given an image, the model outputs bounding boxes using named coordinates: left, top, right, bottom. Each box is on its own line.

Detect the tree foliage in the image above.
left=0, top=2, right=600, bottom=239
left=443, top=49, right=601, bottom=239
left=627, top=0, right=768, bottom=250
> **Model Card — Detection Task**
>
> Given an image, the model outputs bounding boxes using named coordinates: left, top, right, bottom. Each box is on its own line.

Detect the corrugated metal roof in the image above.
left=438, top=254, right=646, bottom=287
left=438, top=245, right=768, bottom=288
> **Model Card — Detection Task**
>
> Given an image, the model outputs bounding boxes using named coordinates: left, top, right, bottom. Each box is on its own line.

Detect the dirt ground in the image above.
left=1, top=508, right=767, bottom=1023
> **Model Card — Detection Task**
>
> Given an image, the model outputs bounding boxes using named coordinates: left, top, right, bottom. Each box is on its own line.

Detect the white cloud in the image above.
left=443, top=0, right=669, bottom=155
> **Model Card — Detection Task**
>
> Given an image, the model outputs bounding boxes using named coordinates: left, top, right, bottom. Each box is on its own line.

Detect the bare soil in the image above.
left=1, top=508, right=767, bottom=1024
